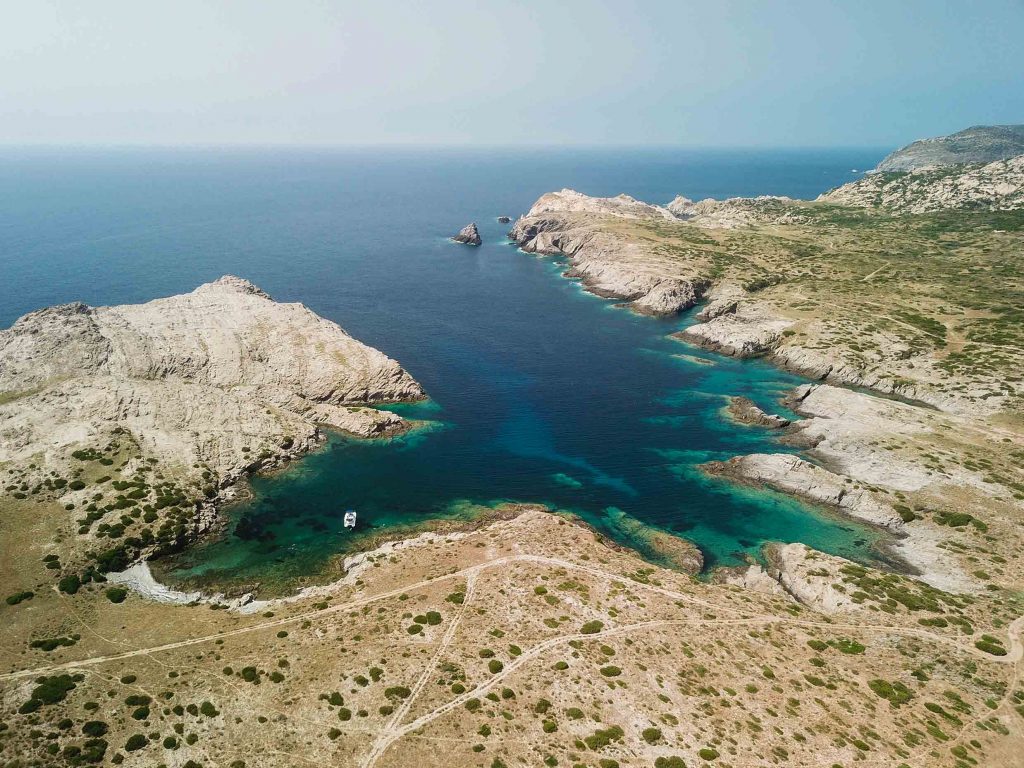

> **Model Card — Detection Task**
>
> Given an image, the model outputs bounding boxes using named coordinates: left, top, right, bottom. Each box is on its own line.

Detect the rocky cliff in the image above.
left=0, top=277, right=424, bottom=569
left=875, top=124, right=1024, bottom=172
left=509, top=189, right=711, bottom=316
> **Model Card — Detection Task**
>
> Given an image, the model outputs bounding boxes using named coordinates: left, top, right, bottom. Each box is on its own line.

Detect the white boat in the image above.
left=343, top=510, right=357, bottom=529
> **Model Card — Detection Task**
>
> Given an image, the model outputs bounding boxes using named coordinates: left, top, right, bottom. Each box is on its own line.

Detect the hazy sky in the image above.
left=1, top=0, right=1021, bottom=147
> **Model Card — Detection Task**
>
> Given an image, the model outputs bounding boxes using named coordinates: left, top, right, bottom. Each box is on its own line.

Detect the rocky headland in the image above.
left=874, top=124, right=1024, bottom=172
left=0, top=276, right=424, bottom=576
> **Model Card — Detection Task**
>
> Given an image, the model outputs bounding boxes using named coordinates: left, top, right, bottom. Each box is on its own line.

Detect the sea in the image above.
left=0, top=145, right=890, bottom=590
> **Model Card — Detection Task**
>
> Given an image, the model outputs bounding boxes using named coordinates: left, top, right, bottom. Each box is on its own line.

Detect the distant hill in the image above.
left=875, top=124, right=1024, bottom=172
left=820, top=154, right=1024, bottom=213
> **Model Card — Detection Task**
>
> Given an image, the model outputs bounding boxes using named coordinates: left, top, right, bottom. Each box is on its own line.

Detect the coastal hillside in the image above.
left=0, top=276, right=423, bottom=574
left=818, top=154, right=1024, bottom=213
left=875, top=124, right=1024, bottom=172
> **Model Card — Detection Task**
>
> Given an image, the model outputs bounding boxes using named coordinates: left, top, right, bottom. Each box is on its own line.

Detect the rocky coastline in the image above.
left=508, top=156, right=1024, bottom=600
left=0, top=276, right=425, bottom=581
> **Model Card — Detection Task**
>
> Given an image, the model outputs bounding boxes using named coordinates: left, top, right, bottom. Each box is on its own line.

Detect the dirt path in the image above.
left=2, top=554, right=1018, bottom=684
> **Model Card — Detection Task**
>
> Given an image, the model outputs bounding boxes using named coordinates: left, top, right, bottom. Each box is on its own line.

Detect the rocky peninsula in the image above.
left=0, top=276, right=424, bottom=576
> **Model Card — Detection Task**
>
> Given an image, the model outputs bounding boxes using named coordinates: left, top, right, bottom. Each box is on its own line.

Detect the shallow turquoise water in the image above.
left=0, top=146, right=891, bottom=587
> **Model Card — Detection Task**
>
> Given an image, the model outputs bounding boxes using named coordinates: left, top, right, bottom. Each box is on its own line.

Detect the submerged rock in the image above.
left=725, top=396, right=790, bottom=428
left=452, top=222, right=482, bottom=246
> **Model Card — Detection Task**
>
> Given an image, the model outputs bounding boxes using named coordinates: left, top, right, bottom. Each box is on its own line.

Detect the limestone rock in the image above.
left=819, top=155, right=1024, bottom=213
left=676, top=311, right=793, bottom=357
left=763, top=543, right=862, bottom=613
left=452, top=222, right=482, bottom=245
left=726, top=396, right=790, bottom=428
left=700, top=453, right=903, bottom=529
left=668, top=195, right=807, bottom=228
left=522, top=188, right=677, bottom=221
left=0, top=276, right=424, bottom=477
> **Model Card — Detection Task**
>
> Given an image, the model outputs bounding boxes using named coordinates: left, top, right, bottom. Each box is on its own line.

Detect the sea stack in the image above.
left=452, top=222, right=482, bottom=246
left=497, top=215, right=511, bottom=224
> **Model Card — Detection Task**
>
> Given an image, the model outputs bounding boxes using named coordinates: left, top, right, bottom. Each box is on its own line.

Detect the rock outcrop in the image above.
left=522, top=188, right=677, bottom=221
left=762, top=543, right=862, bottom=613
left=668, top=195, right=807, bottom=228
left=819, top=154, right=1024, bottom=213
left=874, top=124, right=1024, bottom=172
left=701, top=453, right=903, bottom=530
left=725, top=396, right=790, bottom=428
left=497, top=216, right=511, bottom=224
left=0, top=276, right=424, bottom=477
left=452, top=223, right=482, bottom=245
left=510, top=190, right=710, bottom=316
left=676, top=306, right=793, bottom=358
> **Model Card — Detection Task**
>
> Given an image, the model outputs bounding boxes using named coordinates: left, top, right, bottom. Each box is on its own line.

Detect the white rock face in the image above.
left=510, top=194, right=709, bottom=316
left=703, top=452, right=903, bottom=529
left=668, top=195, right=807, bottom=228
left=819, top=155, right=1024, bottom=213
left=0, top=276, right=424, bottom=478
left=763, top=543, right=862, bottom=613
left=524, top=188, right=677, bottom=221
left=677, top=310, right=793, bottom=358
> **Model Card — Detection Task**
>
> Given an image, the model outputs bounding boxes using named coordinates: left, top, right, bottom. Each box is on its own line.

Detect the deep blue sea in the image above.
left=0, top=146, right=890, bottom=588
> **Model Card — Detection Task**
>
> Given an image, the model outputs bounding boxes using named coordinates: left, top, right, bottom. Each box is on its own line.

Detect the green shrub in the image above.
left=584, top=725, right=624, bottom=750
left=868, top=679, right=913, bottom=707
left=6, top=590, right=34, bottom=605
left=105, top=587, right=128, bottom=603
left=642, top=727, right=662, bottom=744
left=542, top=719, right=557, bottom=733
left=385, top=686, right=412, bottom=700
left=200, top=701, right=219, bottom=717
left=426, top=611, right=442, bottom=625
left=446, top=591, right=465, bottom=604
left=832, top=638, right=866, bottom=654
left=31, top=674, right=79, bottom=705
left=580, top=620, right=604, bottom=634
left=599, top=665, right=621, bottom=677
left=975, top=638, right=1007, bottom=656
left=124, top=734, right=148, bottom=752
left=698, top=747, right=720, bottom=760
left=488, top=659, right=504, bottom=674
left=82, top=720, right=108, bottom=737
left=58, top=574, right=81, bottom=594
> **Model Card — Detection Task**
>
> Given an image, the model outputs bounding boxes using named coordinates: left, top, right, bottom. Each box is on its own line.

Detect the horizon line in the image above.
left=0, top=141, right=894, bottom=152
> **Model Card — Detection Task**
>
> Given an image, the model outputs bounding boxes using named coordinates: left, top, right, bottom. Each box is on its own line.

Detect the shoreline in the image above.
left=506, top=223, right=996, bottom=595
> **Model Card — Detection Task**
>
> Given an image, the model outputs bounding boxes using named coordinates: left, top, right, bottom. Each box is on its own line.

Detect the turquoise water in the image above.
left=0, top=147, right=891, bottom=587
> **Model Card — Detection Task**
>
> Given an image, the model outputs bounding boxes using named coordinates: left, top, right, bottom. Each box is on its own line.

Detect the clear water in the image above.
left=0, top=146, right=890, bottom=588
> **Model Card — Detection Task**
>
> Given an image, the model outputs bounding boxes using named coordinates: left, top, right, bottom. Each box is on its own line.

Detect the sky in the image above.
left=0, top=0, right=1021, bottom=147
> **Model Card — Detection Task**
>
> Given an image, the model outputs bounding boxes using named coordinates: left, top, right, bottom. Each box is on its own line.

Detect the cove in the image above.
left=0, top=147, right=889, bottom=592
left=162, top=242, right=888, bottom=592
